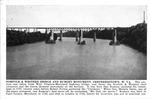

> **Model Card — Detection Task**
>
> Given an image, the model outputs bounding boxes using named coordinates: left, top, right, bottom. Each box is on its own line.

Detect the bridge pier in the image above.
left=114, top=29, right=117, bottom=43
left=34, top=28, right=37, bottom=32
left=79, top=30, right=81, bottom=44
left=26, top=28, right=30, bottom=33
left=59, top=30, right=63, bottom=41
left=45, top=29, right=55, bottom=44
left=93, top=32, right=96, bottom=42
left=50, top=30, right=53, bottom=40
left=24, top=28, right=27, bottom=33
left=45, top=29, right=48, bottom=42
left=19, top=28, right=22, bottom=32
left=78, top=30, right=83, bottom=44
left=81, top=30, right=83, bottom=40
left=109, top=28, right=120, bottom=45
left=28, top=28, right=30, bottom=33
left=76, top=30, right=79, bottom=42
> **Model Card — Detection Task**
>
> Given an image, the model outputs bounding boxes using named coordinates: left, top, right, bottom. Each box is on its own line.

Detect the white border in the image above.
left=1, top=0, right=150, bottom=99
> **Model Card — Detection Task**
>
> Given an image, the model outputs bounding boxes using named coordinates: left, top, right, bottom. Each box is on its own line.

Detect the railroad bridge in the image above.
left=7, top=27, right=118, bottom=44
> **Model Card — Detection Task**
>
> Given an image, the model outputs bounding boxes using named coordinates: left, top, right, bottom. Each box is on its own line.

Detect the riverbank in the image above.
left=7, top=23, right=147, bottom=54
left=7, top=30, right=46, bottom=46
left=118, top=23, right=147, bottom=54
left=63, top=23, right=147, bottom=54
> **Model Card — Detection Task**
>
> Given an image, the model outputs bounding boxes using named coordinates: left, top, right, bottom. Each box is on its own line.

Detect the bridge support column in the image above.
left=109, top=28, right=120, bottom=45
left=93, top=32, right=96, bottom=42
left=24, top=28, right=27, bottom=33
left=76, top=30, right=79, bottom=42
left=78, top=30, right=83, bottom=44
left=25, top=28, right=28, bottom=33
left=26, top=28, right=30, bottom=33
left=50, top=30, right=54, bottom=40
left=34, top=28, right=36, bottom=32
left=59, top=30, right=62, bottom=41
left=114, top=29, right=117, bottom=43
left=45, top=29, right=48, bottom=34
left=45, top=29, right=48, bottom=42
left=28, top=28, right=30, bottom=33
left=81, top=30, right=83, bottom=40
left=20, top=28, right=22, bottom=32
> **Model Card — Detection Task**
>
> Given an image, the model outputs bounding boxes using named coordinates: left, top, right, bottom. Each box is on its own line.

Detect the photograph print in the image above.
left=6, top=5, right=147, bottom=80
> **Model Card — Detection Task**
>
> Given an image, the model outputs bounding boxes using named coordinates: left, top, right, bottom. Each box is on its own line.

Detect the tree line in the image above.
left=63, top=23, right=147, bottom=54
left=7, top=23, right=147, bottom=54
left=7, top=30, right=46, bottom=46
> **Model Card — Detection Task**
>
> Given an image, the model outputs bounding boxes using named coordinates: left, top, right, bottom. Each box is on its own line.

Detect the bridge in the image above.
left=6, top=26, right=115, bottom=31
left=6, top=27, right=118, bottom=44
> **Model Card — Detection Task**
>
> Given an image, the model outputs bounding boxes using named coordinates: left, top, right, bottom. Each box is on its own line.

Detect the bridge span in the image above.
left=7, top=27, right=115, bottom=31
left=7, top=27, right=118, bottom=44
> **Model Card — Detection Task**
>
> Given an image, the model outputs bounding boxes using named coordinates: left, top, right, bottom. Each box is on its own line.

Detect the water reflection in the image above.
left=7, top=37, right=146, bottom=79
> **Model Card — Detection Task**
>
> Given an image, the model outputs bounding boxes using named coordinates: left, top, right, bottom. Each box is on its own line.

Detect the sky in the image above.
left=6, top=5, right=147, bottom=27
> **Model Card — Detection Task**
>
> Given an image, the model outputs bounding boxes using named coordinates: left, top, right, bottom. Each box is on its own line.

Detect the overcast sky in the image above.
left=7, top=5, right=147, bottom=27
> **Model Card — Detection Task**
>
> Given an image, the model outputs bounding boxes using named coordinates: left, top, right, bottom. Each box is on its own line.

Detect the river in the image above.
left=7, top=37, right=147, bottom=80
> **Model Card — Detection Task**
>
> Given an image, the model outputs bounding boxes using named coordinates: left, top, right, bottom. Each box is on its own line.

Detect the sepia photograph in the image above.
left=6, top=5, right=147, bottom=80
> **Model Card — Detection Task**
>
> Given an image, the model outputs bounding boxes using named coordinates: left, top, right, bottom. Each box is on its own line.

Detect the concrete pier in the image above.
left=59, top=30, right=62, bottom=41
left=81, top=30, right=83, bottom=39
left=78, top=30, right=83, bottom=44
left=34, top=28, right=37, bottom=32
left=114, top=29, right=117, bottom=43
left=109, top=28, right=120, bottom=45
left=26, top=28, right=30, bottom=33
left=93, top=32, right=96, bottom=42
left=78, top=30, right=85, bottom=45
left=50, top=30, right=53, bottom=40
left=18, top=28, right=22, bottom=31
left=45, top=29, right=56, bottom=44
left=45, top=29, right=48, bottom=34
left=76, top=30, right=79, bottom=42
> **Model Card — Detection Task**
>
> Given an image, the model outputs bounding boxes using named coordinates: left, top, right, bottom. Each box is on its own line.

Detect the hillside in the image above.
left=62, top=23, right=147, bottom=54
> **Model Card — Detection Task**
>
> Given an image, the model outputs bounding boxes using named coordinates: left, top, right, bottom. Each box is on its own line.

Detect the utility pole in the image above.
left=143, top=11, right=145, bottom=23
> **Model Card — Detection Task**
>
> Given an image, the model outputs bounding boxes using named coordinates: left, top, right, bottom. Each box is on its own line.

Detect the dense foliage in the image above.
left=7, top=30, right=46, bottom=46
left=63, top=23, right=147, bottom=54
left=7, top=23, right=146, bottom=54
left=118, top=23, right=147, bottom=54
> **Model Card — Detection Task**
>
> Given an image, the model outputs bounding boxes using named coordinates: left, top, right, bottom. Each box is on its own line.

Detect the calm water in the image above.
left=7, top=37, right=147, bottom=80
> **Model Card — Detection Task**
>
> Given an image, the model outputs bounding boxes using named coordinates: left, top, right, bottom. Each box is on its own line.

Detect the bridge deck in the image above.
left=7, top=27, right=116, bottom=31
